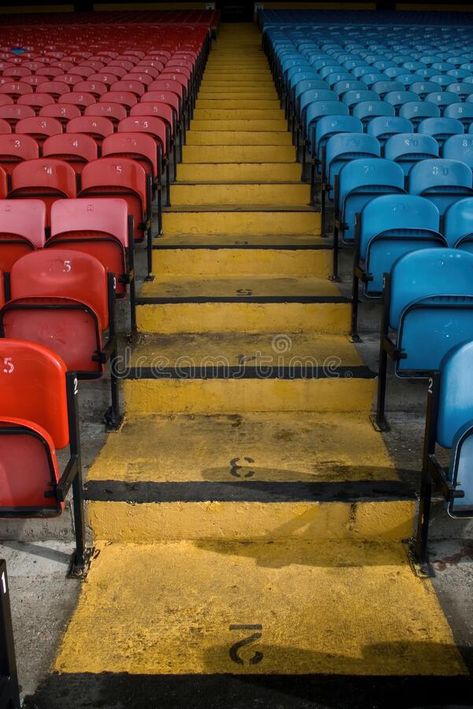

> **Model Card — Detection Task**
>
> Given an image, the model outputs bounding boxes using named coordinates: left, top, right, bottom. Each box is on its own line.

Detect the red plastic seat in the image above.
left=58, top=92, right=96, bottom=112
left=35, top=66, right=64, bottom=80
left=0, top=134, right=39, bottom=178
left=42, top=133, right=97, bottom=176
left=123, top=72, right=154, bottom=86
left=0, top=199, right=46, bottom=272
left=88, top=73, right=121, bottom=87
left=84, top=102, right=127, bottom=125
left=39, top=103, right=82, bottom=126
left=0, top=119, right=12, bottom=135
left=80, top=157, right=150, bottom=243
left=0, top=105, right=35, bottom=128
left=49, top=198, right=130, bottom=298
left=0, top=96, right=14, bottom=107
left=0, top=82, right=34, bottom=100
left=73, top=80, right=108, bottom=98
left=17, top=93, right=55, bottom=114
left=118, top=115, right=168, bottom=157
left=2, top=249, right=109, bottom=374
left=66, top=116, right=114, bottom=146
left=15, top=117, right=63, bottom=148
left=110, top=80, right=145, bottom=97
left=0, top=339, right=69, bottom=515
left=3, top=67, right=31, bottom=79
left=35, top=81, right=70, bottom=99
left=102, top=132, right=158, bottom=182
left=100, top=91, right=137, bottom=111
left=10, top=159, right=76, bottom=226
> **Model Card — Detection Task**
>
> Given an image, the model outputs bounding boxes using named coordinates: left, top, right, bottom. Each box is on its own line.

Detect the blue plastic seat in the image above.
left=299, top=89, right=337, bottom=122
left=385, top=133, right=439, bottom=176
left=446, top=83, right=471, bottom=101
left=409, top=158, right=473, bottom=215
left=360, top=72, right=388, bottom=87
left=352, top=100, right=395, bottom=125
left=341, top=89, right=377, bottom=109
left=417, top=117, right=464, bottom=148
left=383, top=90, right=418, bottom=112
left=443, top=135, right=473, bottom=170
left=333, top=80, right=365, bottom=97
left=305, top=100, right=349, bottom=154
left=375, top=249, right=473, bottom=433
left=399, top=101, right=440, bottom=126
left=388, top=248, right=473, bottom=375
left=409, top=81, right=440, bottom=99
left=314, top=114, right=363, bottom=163
left=444, top=197, right=473, bottom=251
left=425, top=91, right=458, bottom=112
left=371, top=81, right=405, bottom=98
left=444, top=103, right=473, bottom=130
left=367, top=116, right=413, bottom=147
left=325, top=132, right=380, bottom=193
left=430, top=75, right=452, bottom=89
left=414, top=338, right=473, bottom=564
left=356, top=194, right=443, bottom=296
left=337, top=157, right=405, bottom=242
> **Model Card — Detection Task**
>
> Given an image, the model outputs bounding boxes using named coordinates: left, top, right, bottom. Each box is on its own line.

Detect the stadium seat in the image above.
left=117, top=116, right=169, bottom=202
left=409, top=158, right=473, bottom=215
left=0, top=105, right=35, bottom=128
left=0, top=338, right=86, bottom=570
left=384, top=133, right=439, bottom=175
left=39, top=103, right=82, bottom=126
left=66, top=116, right=114, bottom=146
left=415, top=340, right=473, bottom=565
left=443, top=135, right=473, bottom=169
left=352, top=100, right=395, bottom=125
left=15, top=116, right=63, bottom=148
left=58, top=91, right=96, bottom=112
left=444, top=102, right=473, bottom=130
left=351, top=194, right=444, bottom=338
left=444, top=197, right=473, bottom=252
left=9, top=159, right=76, bottom=226
left=417, top=117, right=464, bottom=148
left=0, top=249, right=121, bottom=429
left=48, top=198, right=135, bottom=329
left=0, top=134, right=39, bottom=179
left=399, top=100, right=440, bottom=126
left=0, top=199, right=46, bottom=272
left=79, top=157, right=152, bottom=269
left=375, top=248, right=473, bottom=429
left=367, top=116, right=413, bottom=147
left=0, top=119, right=12, bottom=135
left=42, top=133, right=98, bottom=176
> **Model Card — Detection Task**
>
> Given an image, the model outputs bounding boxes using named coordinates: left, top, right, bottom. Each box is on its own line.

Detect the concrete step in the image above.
left=136, top=275, right=349, bottom=335
left=170, top=182, right=309, bottom=207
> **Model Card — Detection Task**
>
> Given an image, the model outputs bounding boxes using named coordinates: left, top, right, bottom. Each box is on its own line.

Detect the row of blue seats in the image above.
left=264, top=14, right=473, bottom=565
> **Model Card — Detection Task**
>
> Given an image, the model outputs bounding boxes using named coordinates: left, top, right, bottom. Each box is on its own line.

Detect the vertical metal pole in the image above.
left=0, top=560, right=20, bottom=709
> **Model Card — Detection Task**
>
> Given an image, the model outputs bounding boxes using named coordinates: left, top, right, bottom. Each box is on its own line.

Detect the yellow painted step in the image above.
left=170, top=183, right=310, bottom=207
left=87, top=408, right=394, bottom=484
left=152, top=246, right=330, bottom=277
left=176, top=162, right=301, bottom=182
left=198, top=91, right=278, bottom=100
left=190, top=119, right=287, bottom=131
left=182, top=145, right=295, bottom=163
left=54, top=541, right=465, bottom=675
left=193, top=109, right=285, bottom=121
left=196, top=99, right=280, bottom=109
left=162, top=210, right=320, bottom=236
left=185, top=131, right=292, bottom=145
left=124, top=377, right=373, bottom=416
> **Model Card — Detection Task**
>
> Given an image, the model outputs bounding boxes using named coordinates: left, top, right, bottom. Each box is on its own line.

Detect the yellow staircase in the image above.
left=42, top=23, right=469, bottom=705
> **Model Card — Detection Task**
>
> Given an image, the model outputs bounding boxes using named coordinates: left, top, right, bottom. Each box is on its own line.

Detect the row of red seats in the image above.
left=0, top=13, right=212, bottom=572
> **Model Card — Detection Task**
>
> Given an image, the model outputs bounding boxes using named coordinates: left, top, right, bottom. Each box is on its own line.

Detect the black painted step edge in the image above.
left=84, top=479, right=415, bottom=504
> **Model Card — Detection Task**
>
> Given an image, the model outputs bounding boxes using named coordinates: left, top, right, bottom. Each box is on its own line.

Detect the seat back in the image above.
left=444, top=102, right=473, bottom=129
left=42, top=133, right=98, bottom=175
left=409, top=158, right=473, bottom=214
left=4, top=250, right=109, bottom=373
left=389, top=248, right=473, bottom=373
left=352, top=100, right=395, bottom=124
left=326, top=133, right=380, bottom=187
left=66, top=116, right=114, bottom=143
left=0, top=199, right=46, bottom=271
left=101, top=132, right=158, bottom=180
left=118, top=116, right=167, bottom=153
left=0, top=134, right=39, bottom=176
left=444, top=197, right=473, bottom=250
left=359, top=194, right=442, bottom=294
left=84, top=102, right=127, bottom=124
left=385, top=133, right=439, bottom=175
left=15, top=117, right=63, bottom=146
left=339, top=158, right=405, bottom=240
left=399, top=101, right=440, bottom=126
left=443, top=135, right=473, bottom=170
left=10, top=159, right=77, bottom=225
left=0, top=338, right=69, bottom=448
left=80, top=157, right=147, bottom=241
left=367, top=116, right=413, bottom=144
